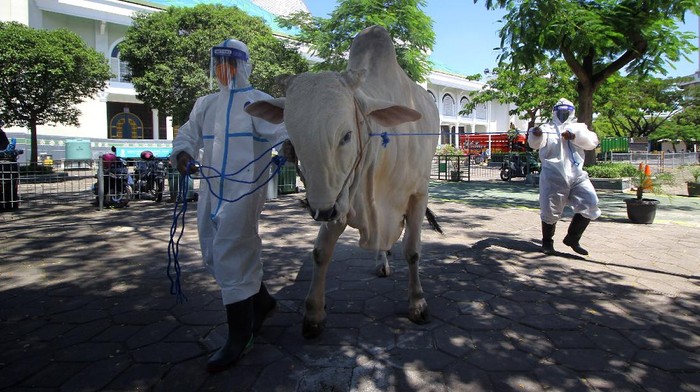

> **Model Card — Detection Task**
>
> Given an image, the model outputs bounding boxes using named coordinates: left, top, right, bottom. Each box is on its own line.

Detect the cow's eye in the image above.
left=339, top=131, right=352, bottom=146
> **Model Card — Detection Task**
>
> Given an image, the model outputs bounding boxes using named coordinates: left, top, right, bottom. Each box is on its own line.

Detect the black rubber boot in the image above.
left=252, top=283, right=278, bottom=334
left=563, top=213, right=591, bottom=255
left=207, top=297, right=254, bottom=373
left=541, top=221, right=556, bottom=255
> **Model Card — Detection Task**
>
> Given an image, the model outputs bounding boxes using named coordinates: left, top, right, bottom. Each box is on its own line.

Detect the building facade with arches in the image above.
left=1, top=0, right=523, bottom=156
left=426, top=70, right=519, bottom=150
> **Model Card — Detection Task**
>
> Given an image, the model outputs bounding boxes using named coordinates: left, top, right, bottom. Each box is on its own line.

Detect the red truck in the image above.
left=459, top=132, right=527, bottom=157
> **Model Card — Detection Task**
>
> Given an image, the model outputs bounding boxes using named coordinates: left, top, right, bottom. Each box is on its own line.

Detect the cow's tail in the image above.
left=425, top=207, right=443, bottom=234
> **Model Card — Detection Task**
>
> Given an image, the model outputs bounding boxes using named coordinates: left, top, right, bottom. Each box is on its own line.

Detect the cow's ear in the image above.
left=340, top=69, right=366, bottom=90
left=245, top=98, right=286, bottom=124
left=359, top=94, right=422, bottom=127
left=368, top=105, right=422, bottom=127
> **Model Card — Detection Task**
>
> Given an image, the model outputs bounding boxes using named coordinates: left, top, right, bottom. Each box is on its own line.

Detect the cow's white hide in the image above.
left=246, top=25, right=439, bottom=338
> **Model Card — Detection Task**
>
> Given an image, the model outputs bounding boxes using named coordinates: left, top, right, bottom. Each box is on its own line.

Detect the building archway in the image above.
left=441, top=94, right=455, bottom=117
left=109, top=40, right=131, bottom=83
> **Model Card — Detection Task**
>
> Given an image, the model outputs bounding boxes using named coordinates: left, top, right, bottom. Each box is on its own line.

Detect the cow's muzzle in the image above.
left=309, top=204, right=338, bottom=222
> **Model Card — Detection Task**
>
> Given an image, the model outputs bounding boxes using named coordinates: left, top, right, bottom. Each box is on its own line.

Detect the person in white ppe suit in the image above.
left=528, top=98, right=601, bottom=256
left=171, top=39, right=289, bottom=373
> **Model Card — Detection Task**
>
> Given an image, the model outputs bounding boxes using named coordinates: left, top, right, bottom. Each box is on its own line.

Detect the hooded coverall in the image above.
left=171, top=42, right=287, bottom=306
left=528, top=99, right=601, bottom=225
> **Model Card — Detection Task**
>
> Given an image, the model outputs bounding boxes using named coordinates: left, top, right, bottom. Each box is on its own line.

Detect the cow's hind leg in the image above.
left=303, top=220, right=346, bottom=339
left=403, top=195, right=430, bottom=324
left=374, top=251, right=391, bottom=277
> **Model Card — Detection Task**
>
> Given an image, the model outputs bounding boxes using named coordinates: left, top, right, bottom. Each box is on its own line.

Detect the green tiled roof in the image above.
left=132, top=0, right=298, bottom=35
left=429, top=57, right=470, bottom=77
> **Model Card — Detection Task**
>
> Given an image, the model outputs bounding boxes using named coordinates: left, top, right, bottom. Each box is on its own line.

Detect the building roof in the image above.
left=250, top=0, right=309, bottom=16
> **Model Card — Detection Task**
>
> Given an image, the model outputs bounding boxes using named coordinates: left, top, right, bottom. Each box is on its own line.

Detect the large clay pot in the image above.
left=624, top=198, right=659, bottom=224
left=687, top=182, right=700, bottom=197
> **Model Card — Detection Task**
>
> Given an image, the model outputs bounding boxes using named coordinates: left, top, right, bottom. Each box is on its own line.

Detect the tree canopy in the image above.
left=461, top=60, right=576, bottom=129
left=477, top=0, right=699, bottom=163
left=594, top=75, right=685, bottom=138
left=119, top=4, right=309, bottom=125
left=0, top=21, right=111, bottom=164
left=650, top=81, right=700, bottom=151
left=277, top=0, right=435, bottom=82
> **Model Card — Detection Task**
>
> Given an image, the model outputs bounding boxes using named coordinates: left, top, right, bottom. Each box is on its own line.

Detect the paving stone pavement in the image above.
left=1, top=180, right=699, bottom=392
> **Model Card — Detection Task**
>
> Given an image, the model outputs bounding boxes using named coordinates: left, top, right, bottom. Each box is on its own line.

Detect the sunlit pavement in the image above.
left=1, top=180, right=699, bottom=391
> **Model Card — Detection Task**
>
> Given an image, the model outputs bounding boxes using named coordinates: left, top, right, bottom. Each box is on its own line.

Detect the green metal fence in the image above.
left=601, top=137, right=629, bottom=153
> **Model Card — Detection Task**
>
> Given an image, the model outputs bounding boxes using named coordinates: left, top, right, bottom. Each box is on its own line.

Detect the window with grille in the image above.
left=475, top=103, right=487, bottom=120
left=459, top=97, right=471, bottom=117
left=442, top=94, right=455, bottom=116
left=110, top=43, right=131, bottom=83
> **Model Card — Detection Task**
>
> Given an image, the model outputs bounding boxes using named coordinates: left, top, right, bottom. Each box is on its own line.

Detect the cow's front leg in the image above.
left=403, top=197, right=430, bottom=324
left=374, top=251, right=391, bottom=277
left=303, top=220, right=346, bottom=339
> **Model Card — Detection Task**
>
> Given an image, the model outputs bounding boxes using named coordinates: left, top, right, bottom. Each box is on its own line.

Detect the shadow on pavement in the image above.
left=0, top=190, right=698, bottom=391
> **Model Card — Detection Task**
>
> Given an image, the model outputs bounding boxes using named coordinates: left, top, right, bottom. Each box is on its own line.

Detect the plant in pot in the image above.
left=436, top=144, right=463, bottom=181
left=624, top=163, right=664, bottom=224
left=687, top=167, right=700, bottom=197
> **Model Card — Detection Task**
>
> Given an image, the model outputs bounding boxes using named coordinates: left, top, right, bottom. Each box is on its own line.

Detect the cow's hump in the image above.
left=348, top=25, right=400, bottom=75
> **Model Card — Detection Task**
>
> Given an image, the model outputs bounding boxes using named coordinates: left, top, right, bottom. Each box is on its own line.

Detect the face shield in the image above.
left=210, top=40, right=252, bottom=90
left=553, top=100, right=575, bottom=124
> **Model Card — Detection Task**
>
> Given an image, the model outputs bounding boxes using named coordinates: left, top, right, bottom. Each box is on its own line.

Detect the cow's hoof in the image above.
left=375, top=264, right=391, bottom=277
left=408, top=308, right=431, bottom=325
left=302, top=318, right=326, bottom=339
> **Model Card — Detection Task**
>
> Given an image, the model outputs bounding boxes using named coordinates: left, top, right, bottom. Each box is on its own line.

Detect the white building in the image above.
left=0, top=0, right=520, bottom=158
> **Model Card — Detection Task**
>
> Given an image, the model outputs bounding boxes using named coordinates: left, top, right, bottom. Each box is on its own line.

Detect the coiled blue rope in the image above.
left=166, top=141, right=287, bottom=303
left=167, top=169, right=191, bottom=304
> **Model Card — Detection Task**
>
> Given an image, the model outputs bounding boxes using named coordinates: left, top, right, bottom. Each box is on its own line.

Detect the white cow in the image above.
left=245, top=25, right=440, bottom=339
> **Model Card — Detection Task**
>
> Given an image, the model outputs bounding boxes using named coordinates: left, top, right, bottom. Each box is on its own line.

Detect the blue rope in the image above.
left=369, top=131, right=441, bottom=148
left=167, top=168, right=192, bottom=304
left=194, top=156, right=286, bottom=203
left=567, top=140, right=580, bottom=167
left=367, top=130, right=568, bottom=147
left=166, top=143, right=287, bottom=303
left=552, top=125, right=580, bottom=167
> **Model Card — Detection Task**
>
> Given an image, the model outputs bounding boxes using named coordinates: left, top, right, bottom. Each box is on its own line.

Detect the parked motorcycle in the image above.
left=0, top=138, right=23, bottom=211
left=133, top=150, right=166, bottom=202
left=94, top=152, right=133, bottom=208
left=0, top=137, right=23, bottom=161
left=500, top=152, right=540, bottom=181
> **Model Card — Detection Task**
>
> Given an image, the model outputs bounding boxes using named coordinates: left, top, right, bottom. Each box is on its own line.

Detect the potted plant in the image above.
left=624, top=163, right=661, bottom=224
left=436, top=144, right=463, bottom=181
left=687, top=168, right=700, bottom=197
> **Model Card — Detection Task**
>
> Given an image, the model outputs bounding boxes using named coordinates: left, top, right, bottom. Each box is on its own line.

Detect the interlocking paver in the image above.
left=1, top=179, right=699, bottom=391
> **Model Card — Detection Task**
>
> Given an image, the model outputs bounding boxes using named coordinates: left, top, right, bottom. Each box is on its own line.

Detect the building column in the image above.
left=487, top=102, right=492, bottom=133
left=166, top=117, right=174, bottom=141
left=152, top=109, right=159, bottom=140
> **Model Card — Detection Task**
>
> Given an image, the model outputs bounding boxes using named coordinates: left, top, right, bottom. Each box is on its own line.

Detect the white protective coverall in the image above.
left=171, top=40, right=287, bottom=305
left=528, top=98, right=601, bottom=224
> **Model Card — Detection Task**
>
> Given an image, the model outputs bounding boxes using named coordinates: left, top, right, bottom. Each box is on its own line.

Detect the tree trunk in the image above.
left=30, top=120, right=38, bottom=166
left=576, top=82, right=597, bottom=166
